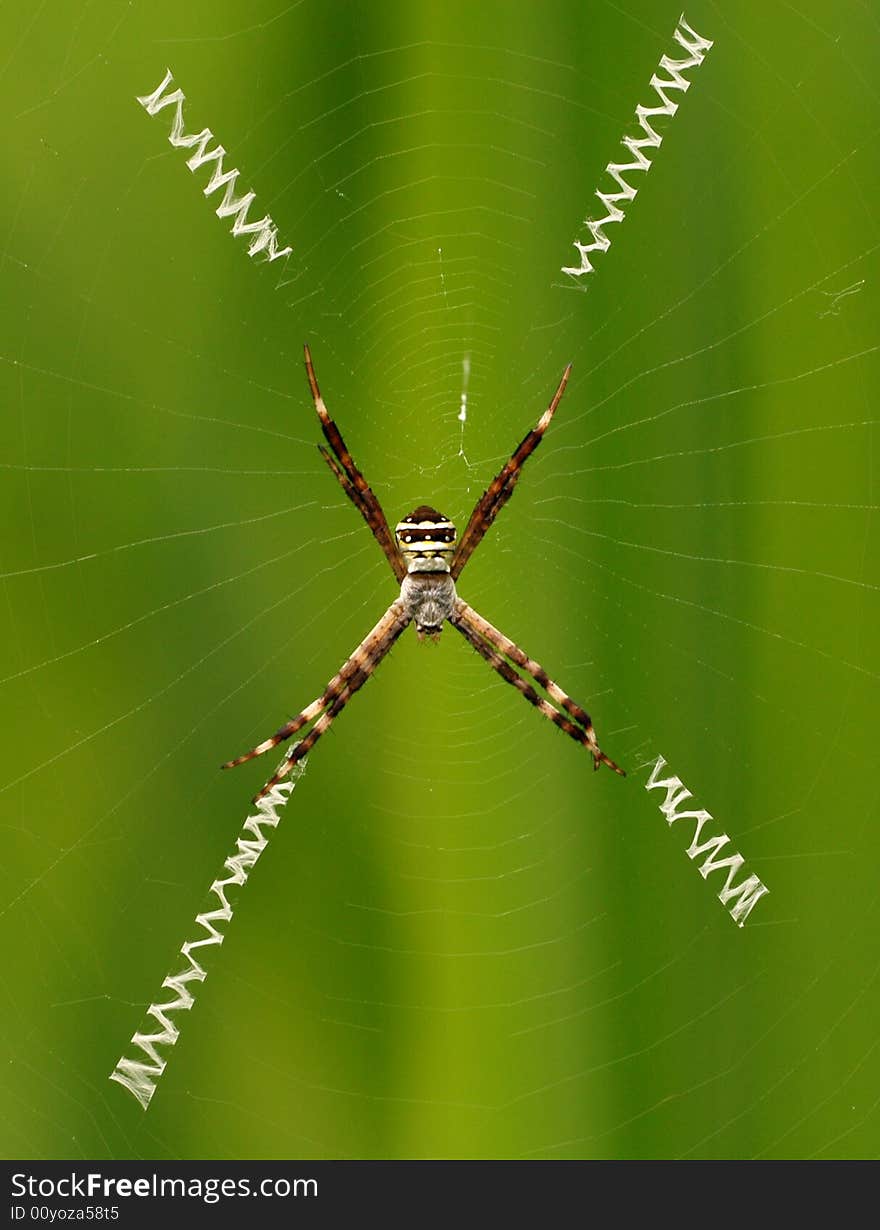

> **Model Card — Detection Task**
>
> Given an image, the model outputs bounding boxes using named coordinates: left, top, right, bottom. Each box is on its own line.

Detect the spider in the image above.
left=224, top=345, right=624, bottom=800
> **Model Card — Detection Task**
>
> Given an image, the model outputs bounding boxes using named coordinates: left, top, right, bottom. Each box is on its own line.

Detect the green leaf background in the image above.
left=2, top=0, right=878, bottom=1159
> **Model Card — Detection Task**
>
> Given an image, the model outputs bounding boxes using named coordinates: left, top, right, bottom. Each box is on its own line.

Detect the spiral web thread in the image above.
left=561, top=13, right=713, bottom=281
left=109, top=757, right=306, bottom=1109
left=136, top=68, right=292, bottom=263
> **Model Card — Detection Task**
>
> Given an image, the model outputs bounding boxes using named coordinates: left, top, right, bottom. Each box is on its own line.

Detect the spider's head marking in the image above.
left=395, top=506, right=457, bottom=574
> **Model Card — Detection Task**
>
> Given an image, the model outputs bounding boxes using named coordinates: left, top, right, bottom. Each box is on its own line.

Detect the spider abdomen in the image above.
left=401, top=571, right=457, bottom=640
left=394, top=505, right=457, bottom=575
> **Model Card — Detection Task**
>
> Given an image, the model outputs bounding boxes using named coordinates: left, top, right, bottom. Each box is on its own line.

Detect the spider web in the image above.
left=1, top=0, right=879, bottom=1160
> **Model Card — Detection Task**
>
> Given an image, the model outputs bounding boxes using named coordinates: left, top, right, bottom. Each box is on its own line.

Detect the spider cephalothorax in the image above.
left=224, top=345, right=624, bottom=799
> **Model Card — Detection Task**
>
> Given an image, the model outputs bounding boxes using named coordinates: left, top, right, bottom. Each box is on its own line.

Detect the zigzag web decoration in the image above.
left=110, top=756, right=306, bottom=1109
left=561, top=14, right=713, bottom=281
left=137, top=68, right=292, bottom=263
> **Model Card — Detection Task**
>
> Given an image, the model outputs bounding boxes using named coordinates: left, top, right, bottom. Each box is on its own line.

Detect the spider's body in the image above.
left=224, top=346, right=624, bottom=799
left=395, top=505, right=458, bottom=638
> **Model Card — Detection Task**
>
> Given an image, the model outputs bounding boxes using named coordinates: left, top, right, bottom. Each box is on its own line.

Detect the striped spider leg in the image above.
left=304, top=343, right=407, bottom=584
left=448, top=599, right=624, bottom=774
left=224, top=347, right=623, bottom=800
left=224, top=598, right=411, bottom=799
left=450, top=362, right=572, bottom=580
left=224, top=346, right=410, bottom=800
left=447, top=365, right=623, bottom=775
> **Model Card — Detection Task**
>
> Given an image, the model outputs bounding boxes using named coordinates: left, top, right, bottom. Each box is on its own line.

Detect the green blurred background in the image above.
left=2, top=0, right=878, bottom=1159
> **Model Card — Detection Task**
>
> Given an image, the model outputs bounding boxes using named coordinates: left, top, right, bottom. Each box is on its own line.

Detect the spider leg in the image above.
left=222, top=599, right=411, bottom=791
left=304, top=343, right=406, bottom=582
left=450, top=363, right=571, bottom=580
left=252, top=676, right=363, bottom=801
left=449, top=598, right=624, bottom=775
